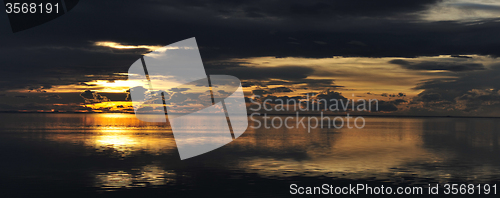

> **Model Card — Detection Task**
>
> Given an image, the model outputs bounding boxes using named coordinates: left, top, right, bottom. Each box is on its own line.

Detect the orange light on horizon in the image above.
left=83, top=101, right=134, bottom=112
left=94, top=41, right=163, bottom=52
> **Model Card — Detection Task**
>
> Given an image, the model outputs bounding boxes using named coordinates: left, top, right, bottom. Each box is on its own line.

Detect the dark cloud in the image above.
left=301, top=91, right=348, bottom=111
left=389, top=59, right=486, bottom=72
left=242, top=78, right=340, bottom=91
left=210, top=66, right=314, bottom=80
left=455, top=89, right=500, bottom=112
left=315, top=91, right=347, bottom=101
left=385, top=93, right=407, bottom=98
left=208, top=64, right=343, bottom=90
left=348, top=40, right=367, bottom=46
left=80, top=90, right=110, bottom=104
left=374, top=100, right=399, bottom=112
left=414, top=65, right=500, bottom=96
left=414, top=92, right=443, bottom=103
left=39, top=94, right=62, bottom=100
left=0, top=101, right=92, bottom=112
left=157, top=0, right=440, bottom=19
left=392, top=99, right=407, bottom=105
left=252, top=89, right=270, bottom=96
left=0, top=0, right=497, bottom=93
left=0, top=92, right=94, bottom=112
left=251, top=95, right=304, bottom=105
left=2, top=0, right=500, bottom=117
left=409, top=65, right=500, bottom=115
left=99, top=92, right=128, bottom=101
left=269, top=87, right=293, bottom=93
left=297, top=79, right=341, bottom=89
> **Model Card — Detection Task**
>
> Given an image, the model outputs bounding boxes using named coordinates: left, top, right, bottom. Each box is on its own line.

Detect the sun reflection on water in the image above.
left=28, top=114, right=178, bottom=157
left=4, top=113, right=500, bottom=188
left=94, top=165, right=176, bottom=190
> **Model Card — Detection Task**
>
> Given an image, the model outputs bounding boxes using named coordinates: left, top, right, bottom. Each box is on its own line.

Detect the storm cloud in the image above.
left=2, top=0, right=500, bottom=116
left=0, top=0, right=499, bottom=91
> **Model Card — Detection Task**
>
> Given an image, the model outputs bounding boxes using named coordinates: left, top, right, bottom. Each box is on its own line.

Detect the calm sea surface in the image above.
left=1, top=113, right=500, bottom=197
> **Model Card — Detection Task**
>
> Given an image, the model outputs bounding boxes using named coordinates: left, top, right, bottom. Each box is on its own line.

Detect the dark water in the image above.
left=1, top=113, right=500, bottom=197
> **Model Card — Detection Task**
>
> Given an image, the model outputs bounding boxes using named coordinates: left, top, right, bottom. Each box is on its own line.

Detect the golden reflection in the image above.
left=95, top=171, right=133, bottom=189
left=89, top=133, right=176, bottom=157
left=94, top=135, right=140, bottom=156
left=42, top=114, right=176, bottom=157
left=5, top=113, right=500, bottom=186
left=94, top=165, right=175, bottom=190
left=236, top=117, right=444, bottom=181
left=46, top=133, right=176, bottom=157
left=232, top=116, right=500, bottom=184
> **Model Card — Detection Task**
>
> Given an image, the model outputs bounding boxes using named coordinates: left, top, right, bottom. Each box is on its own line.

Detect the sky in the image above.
left=2, top=0, right=500, bottom=116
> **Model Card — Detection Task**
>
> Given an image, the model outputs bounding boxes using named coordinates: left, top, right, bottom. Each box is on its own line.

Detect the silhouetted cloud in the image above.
left=409, top=65, right=500, bottom=115
left=80, top=90, right=110, bottom=104
left=0, top=0, right=498, bottom=92
left=269, top=87, right=293, bottom=93
left=389, top=59, right=485, bottom=72
left=2, top=0, right=500, bottom=116
left=211, top=66, right=314, bottom=80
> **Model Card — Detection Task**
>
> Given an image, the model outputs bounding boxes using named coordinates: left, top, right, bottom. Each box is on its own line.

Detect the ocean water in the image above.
left=1, top=113, right=499, bottom=197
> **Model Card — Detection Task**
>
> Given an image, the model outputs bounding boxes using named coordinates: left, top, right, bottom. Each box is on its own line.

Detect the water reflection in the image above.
left=92, top=134, right=176, bottom=157
left=2, top=113, right=500, bottom=194
left=94, top=165, right=176, bottom=190
left=234, top=117, right=500, bottom=184
left=237, top=118, right=439, bottom=181
left=41, top=133, right=176, bottom=158
left=0, top=113, right=177, bottom=157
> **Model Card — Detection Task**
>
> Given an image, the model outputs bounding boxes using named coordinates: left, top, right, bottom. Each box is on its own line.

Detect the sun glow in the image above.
left=94, top=41, right=163, bottom=51
left=86, top=80, right=139, bottom=93
left=83, top=101, right=133, bottom=112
